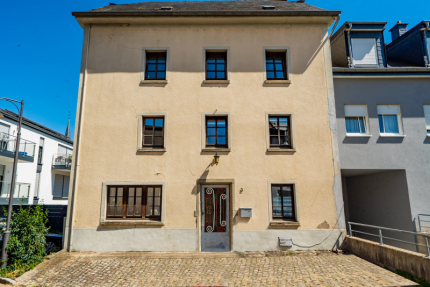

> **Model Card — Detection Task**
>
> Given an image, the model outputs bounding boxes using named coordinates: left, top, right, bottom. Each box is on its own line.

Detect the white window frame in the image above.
left=265, top=112, right=296, bottom=152
left=267, top=181, right=300, bottom=228
left=100, top=181, right=166, bottom=226
left=202, top=47, right=231, bottom=84
left=344, top=105, right=371, bottom=137
left=424, top=105, right=430, bottom=136
left=351, top=38, right=379, bottom=67
left=263, top=47, right=292, bottom=85
left=137, top=112, right=168, bottom=152
left=377, top=105, right=405, bottom=137
left=140, top=47, right=170, bottom=85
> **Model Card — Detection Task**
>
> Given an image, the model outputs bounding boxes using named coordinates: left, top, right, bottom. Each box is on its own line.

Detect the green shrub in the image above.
left=0, top=205, right=49, bottom=272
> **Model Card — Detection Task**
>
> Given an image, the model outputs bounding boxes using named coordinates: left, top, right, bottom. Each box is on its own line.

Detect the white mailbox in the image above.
left=239, top=207, right=252, bottom=218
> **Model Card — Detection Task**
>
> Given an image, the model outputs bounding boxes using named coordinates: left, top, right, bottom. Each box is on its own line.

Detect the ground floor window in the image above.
left=271, top=184, right=295, bottom=221
left=53, top=174, right=69, bottom=199
left=107, top=185, right=162, bottom=220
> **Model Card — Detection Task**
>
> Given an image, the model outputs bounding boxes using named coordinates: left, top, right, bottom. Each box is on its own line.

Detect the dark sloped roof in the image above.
left=0, top=109, right=73, bottom=145
left=72, top=1, right=339, bottom=17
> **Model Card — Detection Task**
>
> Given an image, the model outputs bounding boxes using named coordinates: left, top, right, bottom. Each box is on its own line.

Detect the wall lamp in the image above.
left=214, top=152, right=220, bottom=164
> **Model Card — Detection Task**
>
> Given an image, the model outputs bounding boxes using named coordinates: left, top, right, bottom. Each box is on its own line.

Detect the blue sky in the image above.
left=1, top=0, right=428, bottom=141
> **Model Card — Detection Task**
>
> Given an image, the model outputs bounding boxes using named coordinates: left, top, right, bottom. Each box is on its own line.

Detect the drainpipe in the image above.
left=345, top=23, right=353, bottom=68
left=423, top=21, right=430, bottom=67
left=65, top=24, right=91, bottom=252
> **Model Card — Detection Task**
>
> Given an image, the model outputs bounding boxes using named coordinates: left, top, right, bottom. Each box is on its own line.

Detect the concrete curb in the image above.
left=0, top=277, right=16, bottom=285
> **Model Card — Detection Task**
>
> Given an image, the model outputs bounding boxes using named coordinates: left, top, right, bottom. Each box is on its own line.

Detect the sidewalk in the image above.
left=15, top=250, right=417, bottom=286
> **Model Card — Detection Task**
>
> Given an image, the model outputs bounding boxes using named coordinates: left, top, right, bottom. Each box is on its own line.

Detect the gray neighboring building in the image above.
left=331, top=21, right=430, bottom=252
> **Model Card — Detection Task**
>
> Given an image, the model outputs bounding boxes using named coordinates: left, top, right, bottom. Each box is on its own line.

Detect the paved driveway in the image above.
left=16, top=251, right=416, bottom=287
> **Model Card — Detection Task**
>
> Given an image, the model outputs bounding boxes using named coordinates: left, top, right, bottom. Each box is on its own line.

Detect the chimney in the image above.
left=389, top=21, right=408, bottom=41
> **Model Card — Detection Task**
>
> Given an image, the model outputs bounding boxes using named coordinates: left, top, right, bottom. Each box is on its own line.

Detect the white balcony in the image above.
left=0, top=182, right=31, bottom=205
left=52, top=153, right=72, bottom=172
left=0, top=132, right=36, bottom=163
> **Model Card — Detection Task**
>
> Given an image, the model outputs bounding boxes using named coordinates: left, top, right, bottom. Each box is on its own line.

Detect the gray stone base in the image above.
left=71, top=228, right=345, bottom=252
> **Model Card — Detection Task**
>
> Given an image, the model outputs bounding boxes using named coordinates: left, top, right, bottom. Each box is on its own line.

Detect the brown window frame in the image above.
left=269, top=116, right=292, bottom=148
left=145, top=52, right=167, bottom=80
left=271, top=184, right=296, bottom=221
left=106, top=185, right=162, bottom=220
left=265, top=51, right=287, bottom=80
left=205, top=116, right=228, bottom=148
left=142, top=117, right=165, bottom=148
left=205, top=52, right=227, bottom=80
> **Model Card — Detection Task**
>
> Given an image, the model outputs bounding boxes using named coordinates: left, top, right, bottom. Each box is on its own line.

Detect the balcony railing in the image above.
left=52, top=153, right=72, bottom=170
left=0, top=132, right=36, bottom=161
left=0, top=182, right=31, bottom=204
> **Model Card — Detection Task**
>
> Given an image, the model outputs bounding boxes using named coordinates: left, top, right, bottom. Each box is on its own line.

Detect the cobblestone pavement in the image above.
left=16, top=251, right=417, bottom=287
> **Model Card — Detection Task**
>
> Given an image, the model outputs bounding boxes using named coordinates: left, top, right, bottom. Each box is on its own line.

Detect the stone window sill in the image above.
left=346, top=133, right=371, bottom=138
left=137, top=148, right=166, bottom=152
left=140, top=80, right=168, bottom=85
left=267, top=148, right=296, bottom=153
left=201, top=148, right=231, bottom=152
left=264, top=80, right=292, bottom=85
left=379, top=134, right=405, bottom=138
left=269, top=221, right=300, bottom=228
left=100, top=220, right=164, bottom=226
left=203, top=80, right=230, bottom=84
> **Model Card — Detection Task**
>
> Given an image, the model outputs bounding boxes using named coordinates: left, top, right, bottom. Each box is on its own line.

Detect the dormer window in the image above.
left=351, top=38, right=378, bottom=66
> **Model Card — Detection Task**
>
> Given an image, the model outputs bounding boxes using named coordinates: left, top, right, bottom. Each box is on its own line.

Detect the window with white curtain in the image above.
left=377, top=105, right=403, bottom=135
left=424, top=105, right=430, bottom=134
left=351, top=38, right=378, bottom=66
left=344, top=105, right=369, bottom=135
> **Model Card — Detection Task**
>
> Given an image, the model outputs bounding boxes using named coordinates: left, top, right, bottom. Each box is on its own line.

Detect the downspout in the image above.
left=423, top=21, right=430, bottom=67
left=65, top=24, right=91, bottom=252
left=345, top=23, right=353, bottom=68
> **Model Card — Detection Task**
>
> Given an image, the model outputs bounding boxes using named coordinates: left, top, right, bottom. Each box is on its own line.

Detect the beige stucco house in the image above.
left=66, top=0, right=345, bottom=252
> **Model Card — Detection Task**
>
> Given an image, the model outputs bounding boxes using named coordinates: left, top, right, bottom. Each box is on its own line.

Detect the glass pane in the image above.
left=129, top=188, right=135, bottom=197
left=266, top=63, right=274, bottom=71
left=108, top=206, right=114, bottom=216
left=207, top=128, right=216, bottom=136
left=358, top=117, right=366, bottom=134
left=270, top=136, right=279, bottom=145
left=383, top=115, right=399, bottom=133
left=217, top=136, right=226, bottom=145
left=109, top=196, right=115, bottom=205
left=279, top=126, right=288, bottom=136
left=267, top=71, right=275, bottom=79
left=145, top=119, right=153, bottom=126
left=127, top=205, right=134, bottom=216
left=154, top=137, right=163, bottom=146
left=146, top=72, right=156, bottom=79
left=147, top=187, right=153, bottom=196
left=144, top=127, right=153, bottom=136
left=109, top=187, right=116, bottom=197
left=128, top=196, right=135, bottom=207
left=207, top=64, right=216, bottom=71
left=154, top=126, right=163, bottom=136
left=378, top=115, right=384, bottom=133
left=153, top=206, right=160, bottom=216
left=216, top=58, right=225, bottom=63
left=135, top=204, right=142, bottom=216
left=283, top=207, right=293, bottom=217
left=346, top=117, right=361, bottom=133
left=207, top=72, right=215, bottom=79
left=217, top=64, right=225, bottom=70
left=207, top=57, right=216, bottom=64
left=136, top=188, right=142, bottom=197
left=207, top=120, right=216, bottom=127
left=157, top=64, right=165, bottom=71
left=216, top=72, right=225, bottom=79
left=283, top=196, right=292, bottom=207
left=156, top=72, right=165, bottom=79
left=117, top=196, right=123, bottom=206
left=117, top=188, right=123, bottom=197
left=146, top=206, right=153, bottom=216
left=155, top=119, right=163, bottom=127
left=154, top=197, right=160, bottom=206
left=115, top=206, right=122, bottom=216
left=279, top=118, right=288, bottom=126
left=217, top=128, right=226, bottom=136
left=147, top=64, right=156, bottom=71
left=155, top=187, right=161, bottom=196
left=143, top=136, right=153, bottom=145
left=276, top=71, right=284, bottom=79
left=272, top=185, right=281, bottom=198
left=217, top=119, right=226, bottom=127
left=136, top=196, right=142, bottom=207
left=275, top=59, right=283, bottom=63
left=280, top=136, right=289, bottom=146
left=158, top=57, right=166, bottom=63
left=147, top=196, right=153, bottom=206
left=207, top=137, right=216, bottom=145
left=147, top=58, right=157, bottom=64
left=275, top=63, right=283, bottom=71
left=273, top=206, right=282, bottom=216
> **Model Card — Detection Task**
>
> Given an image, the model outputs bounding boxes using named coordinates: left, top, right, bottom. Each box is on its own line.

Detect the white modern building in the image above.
left=0, top=109, right=73, bottom=205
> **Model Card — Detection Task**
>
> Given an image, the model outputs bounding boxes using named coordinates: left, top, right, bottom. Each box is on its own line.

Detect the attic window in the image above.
left=160, top=6, right=173, bottom=10
left=262, top=5, right=276, bottom=10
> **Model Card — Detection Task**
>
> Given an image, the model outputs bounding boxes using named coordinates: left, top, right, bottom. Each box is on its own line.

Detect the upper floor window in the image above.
left=377, top=105, right=403, bottom=135
left=351, top=38, right=378, bottom=66
left=206, top=52, right=227, bottom=80
left=145, top=52, right=166, bottom=80
left=271, top=184, right=295, bottom=221
left=265, top=52, right=287, bottom=80
left=424, top=105, right=430, bottom=135
left=344, top=105, right=369, bottom=135
left=269, top=116, right=291, bottom=148
left=37, top=138, right=44, bottom=165
left=107, top=185, right=162, bottom=220
left=206, top=116, right=227, bottom=148
left=143, top=117, right=164, bottom=147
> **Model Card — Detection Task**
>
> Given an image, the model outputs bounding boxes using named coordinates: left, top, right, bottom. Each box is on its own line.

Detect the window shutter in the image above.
left=57, top=145, right=67, bottom=155
left=344, top=105, right=367, bottom=117
left=34, top=171, right=41, bottom=198
left=53, top=174, right=64, bottom=198
left=424, top=105, right=430, bottom=129
left=0, top=123, right=10, bottom=135
left=351, top=38, right=378, bottom=66
left=377, top=105, right=400, bottom=115
left=62, top=176, right=70, bottom=198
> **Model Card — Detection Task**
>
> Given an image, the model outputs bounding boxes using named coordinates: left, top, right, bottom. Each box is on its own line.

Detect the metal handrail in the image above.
left=348, top=221, right=430, bottom=257
left=418, top=214, right=430, bottom=233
